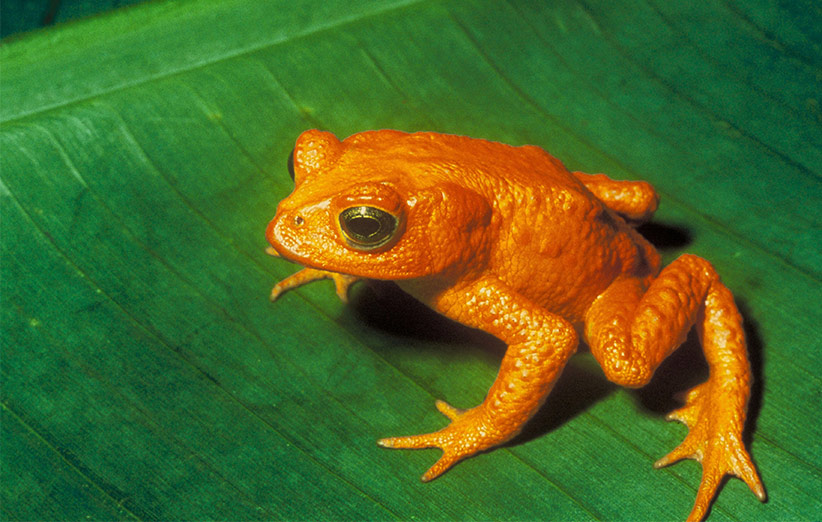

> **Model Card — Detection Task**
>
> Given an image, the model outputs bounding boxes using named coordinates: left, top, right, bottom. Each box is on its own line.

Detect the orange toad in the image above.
left=265, top=130, right=765, bottom=521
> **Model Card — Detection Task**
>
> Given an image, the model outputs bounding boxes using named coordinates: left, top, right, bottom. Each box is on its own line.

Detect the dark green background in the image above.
left=2, top=1, right=820, bottom=520
left=0, top=0, right=147, bottom=39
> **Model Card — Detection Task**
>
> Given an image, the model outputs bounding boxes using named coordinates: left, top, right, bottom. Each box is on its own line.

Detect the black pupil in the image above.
left=348, top=216, right=381, bottom=238
left=340, top=206, right=397, bottom=249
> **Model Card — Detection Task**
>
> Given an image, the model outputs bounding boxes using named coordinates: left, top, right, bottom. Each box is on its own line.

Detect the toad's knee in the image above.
left=601, top=356, right=653, bottom=388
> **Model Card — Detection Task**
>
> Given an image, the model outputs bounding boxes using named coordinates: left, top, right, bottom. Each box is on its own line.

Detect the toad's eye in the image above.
left=339, top=206, right=399, bottom=250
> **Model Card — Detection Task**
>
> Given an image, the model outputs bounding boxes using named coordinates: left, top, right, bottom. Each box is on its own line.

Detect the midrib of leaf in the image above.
left=2, top=2, right=818, bottom=518
left=0, top=0, right=428, bottom=125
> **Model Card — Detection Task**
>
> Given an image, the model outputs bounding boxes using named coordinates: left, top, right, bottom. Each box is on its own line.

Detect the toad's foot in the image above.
left=270, top=266, right=359, bottom=303
left=378, top=400, right=511, bottom=482
left=654, top=382, right=766, bottom=522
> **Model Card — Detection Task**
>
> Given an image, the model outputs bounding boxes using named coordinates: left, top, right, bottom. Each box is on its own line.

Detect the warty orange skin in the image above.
left=266, top=129, right=765, bottom=522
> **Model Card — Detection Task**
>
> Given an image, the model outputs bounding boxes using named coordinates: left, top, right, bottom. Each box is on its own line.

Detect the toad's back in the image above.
left=344, top=131, right=659, bottom=322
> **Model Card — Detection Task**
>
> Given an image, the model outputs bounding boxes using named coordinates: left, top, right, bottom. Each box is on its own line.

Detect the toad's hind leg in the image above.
left=585, top=254, right=765, bottom=522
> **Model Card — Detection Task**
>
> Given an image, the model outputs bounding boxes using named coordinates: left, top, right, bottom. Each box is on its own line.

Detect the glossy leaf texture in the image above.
left=1, top=1, right=820, bottom=520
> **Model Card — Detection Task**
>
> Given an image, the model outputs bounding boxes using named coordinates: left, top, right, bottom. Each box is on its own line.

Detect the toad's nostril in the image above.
left=293, top=215, right=305, bottom=226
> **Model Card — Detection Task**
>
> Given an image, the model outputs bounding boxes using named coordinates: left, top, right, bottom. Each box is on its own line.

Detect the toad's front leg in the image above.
left=379, top=278, right=578, bottom=481
left=267, top=248, right=359, bottom=303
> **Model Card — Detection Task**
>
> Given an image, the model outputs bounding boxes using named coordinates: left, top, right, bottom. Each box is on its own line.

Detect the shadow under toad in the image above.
left=346, top=281, right=615, bottom=443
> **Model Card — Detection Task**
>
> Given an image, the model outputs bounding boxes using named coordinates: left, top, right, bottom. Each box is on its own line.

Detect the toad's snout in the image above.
left=266, top=208, right=311, bottom=260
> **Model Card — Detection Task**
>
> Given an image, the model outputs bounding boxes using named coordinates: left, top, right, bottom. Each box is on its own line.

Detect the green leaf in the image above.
left=2, top=1, right=820, bottom=520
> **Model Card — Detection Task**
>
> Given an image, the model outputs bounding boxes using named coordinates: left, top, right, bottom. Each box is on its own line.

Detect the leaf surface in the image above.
left=2, top=1, right=820, bottom=520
